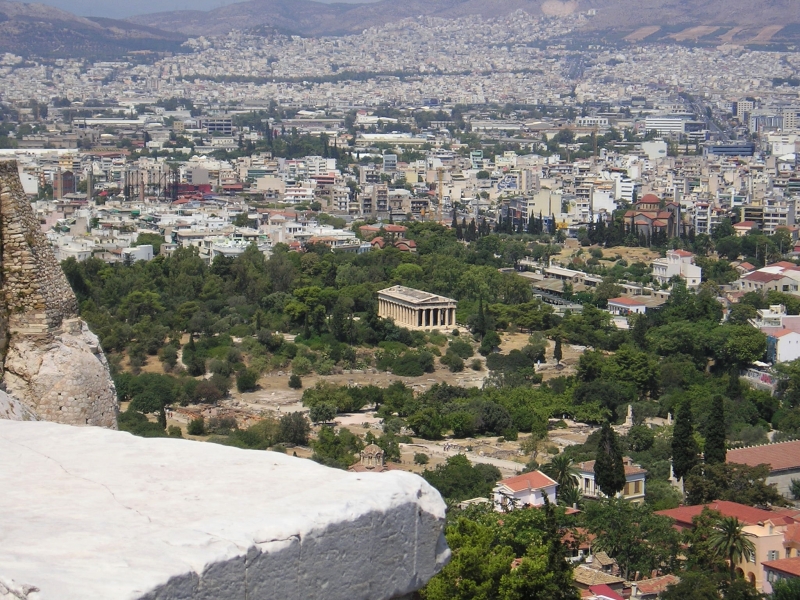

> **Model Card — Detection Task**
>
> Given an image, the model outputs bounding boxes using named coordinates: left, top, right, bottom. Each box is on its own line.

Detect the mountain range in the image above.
left=3, top=0, right=800, bottom=60
left=0, top=1, right=185, bottom=58
left=126, top=0, right=800, bottom=45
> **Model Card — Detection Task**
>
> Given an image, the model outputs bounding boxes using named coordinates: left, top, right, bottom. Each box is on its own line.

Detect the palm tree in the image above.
left=558, top=484, right=583, bottom=510
left=542, top=454, right=579, bottom=494
left=707, top=516, right=756, bottom=581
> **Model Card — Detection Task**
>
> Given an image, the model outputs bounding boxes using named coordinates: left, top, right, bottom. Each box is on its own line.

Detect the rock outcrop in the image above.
left=0, top=420, right=450, bottom=600
left=0, top=161, right=117, bottom=428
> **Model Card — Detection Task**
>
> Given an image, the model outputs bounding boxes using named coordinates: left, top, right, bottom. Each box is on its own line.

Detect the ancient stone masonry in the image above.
left=0, top=161, right=117, bottom=428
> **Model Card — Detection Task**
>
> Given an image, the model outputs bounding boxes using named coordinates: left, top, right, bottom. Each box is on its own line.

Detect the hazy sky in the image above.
left=36, top=0, right=376, bottom=19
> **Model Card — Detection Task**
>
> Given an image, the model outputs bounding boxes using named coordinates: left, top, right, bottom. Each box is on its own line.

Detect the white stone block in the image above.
left=0, top=421, right=449, bottom=600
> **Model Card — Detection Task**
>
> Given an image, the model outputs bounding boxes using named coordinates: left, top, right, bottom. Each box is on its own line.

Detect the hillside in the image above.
left=0, top=1, right=186, bottom=59
left=127, top=0, right=800, bottom=46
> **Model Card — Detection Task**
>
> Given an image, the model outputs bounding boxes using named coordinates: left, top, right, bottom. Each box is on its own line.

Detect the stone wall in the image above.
left=0, top=161, right=117, bottom=428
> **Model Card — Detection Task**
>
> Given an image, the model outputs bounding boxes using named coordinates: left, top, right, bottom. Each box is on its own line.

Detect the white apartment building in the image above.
left=651, top=250, right=702, bottom=289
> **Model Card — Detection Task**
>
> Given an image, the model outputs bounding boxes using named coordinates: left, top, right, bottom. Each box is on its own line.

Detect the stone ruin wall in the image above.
left=0, top=161, right=118, bottom=428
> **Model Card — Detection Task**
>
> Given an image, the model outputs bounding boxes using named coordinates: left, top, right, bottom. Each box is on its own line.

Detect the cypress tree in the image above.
left=554, top=337, right=563, bottom=364
left=474, top=298, right=487, bottom=338
left=672, top=400, right=699, bottom=481
left=704, top=395, right=727, bottom=465
left=594, top=422, right=626, bottom=498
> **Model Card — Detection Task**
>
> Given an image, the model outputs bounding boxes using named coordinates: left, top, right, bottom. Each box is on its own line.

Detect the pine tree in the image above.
left=704, top=395, right=727, bottom=465
left=554, top=336, right=563, bottom=364
left=672, top=399, right=699, bottom=481
left=594, top=422, right=626, bottom=497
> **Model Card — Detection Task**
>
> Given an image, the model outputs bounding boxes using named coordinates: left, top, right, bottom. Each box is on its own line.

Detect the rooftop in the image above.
left=657, top=500, right=795, bottom=528
left=727, top=439, right=800, bottom=473
left=762, top=556, right=800, bottom=577
left=378, top=285, right=455, bottom=305
left=495, top=470, right=558, bottom=493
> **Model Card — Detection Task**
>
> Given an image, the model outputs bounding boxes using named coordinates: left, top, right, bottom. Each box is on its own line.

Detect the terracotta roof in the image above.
left=657, top=500, right=796, bottom=527
left=562, top=528, right=595, bottom=550
left=735, top=221, right=757, bottom=228
left=744, top=271, right=784, bottom=283
left=727, top=439, right=800, bottom=473
left=635, top=574, right=680, bottom=595
left=763, top=557, right=800, bottom=577
left=588, top=584, right=624, bottom=600
left=639, top=194, right=660, bottom=203
left=573, top=565, right=624, bottom=586
left=784, top=523, right=800, bottom=544
left=496, top=470, right=557, bottom=493
left=608, top=296, right=647, bottom=306
left=671, top=250, right=693, bottom=257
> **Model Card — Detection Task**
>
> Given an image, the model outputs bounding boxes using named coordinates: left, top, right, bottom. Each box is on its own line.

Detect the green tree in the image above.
left=685, top=462, right=786, bottom=507
left=585, top=498, right=681, bottom=580
left=236, top=368, right=259, bottom=393
left=661, top=572, right=721, bottom=600
left=708, top=516, right=756, bottom=581
left=672, top=400, right=699, bottom=481
left=288, top=374, right=302, bottom=389
left=705, top=394, right=727, bottom=465
left=309, top=403, right=336, bottom=424
left=541, top=454, right=578, bottom=494
left=278, top=412, right=310, bottom=446
left=772, top=578, right=800, bottom=599
left=422, top=454, right=500, bottom=503
left=312, top=425, right=363, bottom=469
left=594, top=422, right=625, bottom=497
left=553, top=336, right=562, bottom=364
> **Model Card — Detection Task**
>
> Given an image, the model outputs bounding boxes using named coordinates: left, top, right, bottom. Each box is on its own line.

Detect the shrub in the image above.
left=167, top=425, right=183, bottom=438
left=187, top=417, right=205, bottom=436
left=448, top=339, right=474, bottom=359
left=414, top=452, right=430, bottom=465
left=440, top=351, right=465, bottom=372
left=288, top=374, right=303, bottom=389
left=470, top=358, right=483, bottom=371
left=236, top=368, right=259, bottom=393
left=291, top=355, right=313, bottom=376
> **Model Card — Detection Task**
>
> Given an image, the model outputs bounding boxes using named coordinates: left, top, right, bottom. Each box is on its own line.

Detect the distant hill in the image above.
left=0, top=1, right=186, bottom=59
left=127, top=0, right=800, bottom=47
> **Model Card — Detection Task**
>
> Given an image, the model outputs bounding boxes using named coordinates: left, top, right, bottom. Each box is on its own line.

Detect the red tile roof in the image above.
left=743, top=271, right=784, bottom=283
left=635, top=574, right=680, bottom=595
left=588, top=584, right=624, bottom=600
left=671, top=250, right=693, bottom=257
left=608, top=296, right=647, bottom=306
left=657, top=500, right=796, bottom=527
left=497, top=470, right=557, bottom=492
left=763, top=556, right=800, bottom=577
left=727, top=439, right=800, bottom=473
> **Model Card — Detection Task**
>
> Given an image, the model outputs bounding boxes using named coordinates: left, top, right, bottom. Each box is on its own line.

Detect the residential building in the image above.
left=607, top=297, right=649, bottom=316
left=651, top=250, right=702, bottom=289
left=575, top=459, right=647, bottom=503
left=492, top=471, right=558, bottom=511
left=658, top=500, right=800, bottom=593
left=727, top=440, right=800, bottom=499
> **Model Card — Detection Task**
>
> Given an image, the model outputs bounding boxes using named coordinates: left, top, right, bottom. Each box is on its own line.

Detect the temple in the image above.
left=378, top=285, right=457, bottom=329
